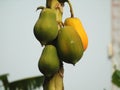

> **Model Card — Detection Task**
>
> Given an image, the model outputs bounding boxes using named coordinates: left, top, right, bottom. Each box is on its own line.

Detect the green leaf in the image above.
left=112, top=69, right=120, bottom=87
left=0, top=74, right=9, bottom=90
left=9, top=75, right=44, bottom=90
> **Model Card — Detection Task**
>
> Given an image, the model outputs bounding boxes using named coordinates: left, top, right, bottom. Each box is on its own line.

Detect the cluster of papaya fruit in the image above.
left=33, top=0, right=88, bottom=77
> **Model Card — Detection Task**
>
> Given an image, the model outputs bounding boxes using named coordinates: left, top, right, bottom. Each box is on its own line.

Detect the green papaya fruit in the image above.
left=34, top=8, right=58, bottom=45
left=38, top=45, right=60, bottom=77
left=57, top=26, right=84, bottom=65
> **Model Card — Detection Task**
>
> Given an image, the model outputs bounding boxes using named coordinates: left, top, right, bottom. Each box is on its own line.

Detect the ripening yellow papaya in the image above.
left=57, top=26, right=84, bottom=65
left=64, top=17, right=88, bottom=51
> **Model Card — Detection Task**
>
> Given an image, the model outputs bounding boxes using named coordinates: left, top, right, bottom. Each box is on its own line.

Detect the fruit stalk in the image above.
left=67, top=0, right=74, bottom=17
left=43, top=0, right=64, bottom=90
left=46, top=0, right=63, bottom=27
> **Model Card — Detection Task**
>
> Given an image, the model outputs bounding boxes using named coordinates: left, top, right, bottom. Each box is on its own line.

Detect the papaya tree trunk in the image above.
left=43, top=67, right=64, bottom=90
left=43, top=0, right=64, bottom=90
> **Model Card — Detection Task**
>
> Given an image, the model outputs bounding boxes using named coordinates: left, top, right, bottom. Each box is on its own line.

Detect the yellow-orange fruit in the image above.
left=64, top=17, right=88, bottom=51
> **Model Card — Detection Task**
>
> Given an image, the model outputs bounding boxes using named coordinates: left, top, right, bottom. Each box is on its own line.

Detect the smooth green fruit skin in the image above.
left=57, top=26, right=84, bottom=65
left=34, top=8, right=58, bottom=45
left=38, top=45, right=60, bottom=77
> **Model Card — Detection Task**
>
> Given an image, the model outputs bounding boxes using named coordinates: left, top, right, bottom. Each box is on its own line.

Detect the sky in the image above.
left=0, top=0, right=111, bottom=90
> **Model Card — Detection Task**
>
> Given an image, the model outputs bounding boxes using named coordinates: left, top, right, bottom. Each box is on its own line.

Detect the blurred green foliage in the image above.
left=0, top=74, right=44, bottom=90
left=112, top=69, right=120, bottom=87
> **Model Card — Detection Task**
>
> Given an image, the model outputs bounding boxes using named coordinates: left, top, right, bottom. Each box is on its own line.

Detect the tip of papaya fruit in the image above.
left=40, top=41, right=47, bottom=46
left=72, top=62, right=76, bottom=66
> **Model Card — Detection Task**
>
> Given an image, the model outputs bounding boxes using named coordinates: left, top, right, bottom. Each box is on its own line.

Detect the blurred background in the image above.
left=0, top=0, right=120, bottom=90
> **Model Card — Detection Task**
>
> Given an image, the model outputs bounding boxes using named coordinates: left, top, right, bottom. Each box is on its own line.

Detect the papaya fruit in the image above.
left=34, top=8, right=58, bottom=45
left=38, top=45, right=60, bottom=77
left=64, top=17, right=88, bottom=51
left=57, top=26, right=84, bottom=65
